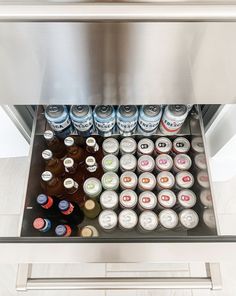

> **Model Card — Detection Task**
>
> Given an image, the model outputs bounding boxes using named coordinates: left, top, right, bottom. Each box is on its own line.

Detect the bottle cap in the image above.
left=41, top=171, right=53, bottom=182
left=86, top=156, right=96, bottom=167
left=33, top=218, right=45, bottom=230
left=58, top=200, right=70, bottom=211
left=55, top=225, right=67, bottom=236
left=81, top=227, right=93, bottom=237
left=64, top=137, right=75, bottom=147
left=63, top=157, right=74, bottom=168
left=63, top=178, right=75, bottom=189
left=86, top=137, right=96, bottom=147
left=42, top=149, right=53, bottom=160
left=43, top=130, right=54, bottom=140
left=85, top=199, right=96, bottom=211
left=36, top=194, right=48, bottom=205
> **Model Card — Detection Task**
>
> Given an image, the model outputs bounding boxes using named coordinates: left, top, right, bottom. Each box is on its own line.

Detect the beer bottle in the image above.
left=64, top=136, right=85, bottom=165
left=80, top=225, right=99, bottom=237
left=42, top=149, right=65, bottom=177
left=83, top=199, right=101, bottom=219
left=63, top=178, right=86, bottom=207
left=33, top=217, right=52, bottom=233
left=85, top=156, right=103, bottom=179
left=86, top=137, right=103, bottom=161
left=40, top=171, right=64, bottom=198
left=43, top=130, right=66, bottom=159
left=36, top=194, right=56, bottom=211
left=58, top=200, right=84, bottom=225
left=63, top=157, right=78, bottom=176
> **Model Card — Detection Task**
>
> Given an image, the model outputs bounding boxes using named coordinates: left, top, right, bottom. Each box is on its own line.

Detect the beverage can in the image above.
left=203, top=209, right=216, bottom=229
left=102, top=154, right=119, bottom=172
left=137, top=138, right=154, bottom=156
left=138, top=172, right=156, bottom=191
left=138, top=211, right=158, bottom=232
left=197, top=171, right=210, bottom=189
left=98, top=210, right=118, bottom=231
left=120, top=154, right=137, bottom=172
left=120, top=171, right=138, bottom=190
left=156, top=171, right=175, bottom=189
left=158, top=189, right=176, bottom=209
left=176, top=171, right=194, bottom=189
left=100, top=190, right=119, bottom=210
left=33, top=218, right=51, bottom=232
left=200, top=189, right=213, bottom=208
left=138, top=105, right=162, bottom=135
left=179, top=209, right=199, bottom=229
left=83, top=177, right=102, bottom=198
left=93, top=105, right=116, bottom=137
left=159, top=105, right=189, bottom=135
left=177, top=189, right=196, bottom=209
left=191, top=137, right=204, bottom=153
left=138, top=191, right=157, bottom=210
left=119, top=190, right=138, bottom=209
left=102, top=138, right=119, bottom=155
left=137, top=155, right=155, bottom=173
left=155, top=154, right=173, bottom=171
left=172, top=137, right=190, bottom=154
left=117, top=105, right=138, bottom=136
left=159, top=209, right=178, bottom=229
left=194, top=153, right=207, bottom=170
left=101, top=172, right=119, bottom=191
left=118, top=209, right=138, bottom=230
left=69, top=105, right=93, bottom=137
left=173, top=154, right=192, bottom=172
left=155, top=137, right=172, bottom=154
left=120, top=137, right=137, bottom=155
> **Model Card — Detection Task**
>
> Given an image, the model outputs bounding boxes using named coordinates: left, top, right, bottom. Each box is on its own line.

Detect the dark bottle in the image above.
left=85, top=156, right=103, bottom=179
left=40, top=171, right=64, bottom=198
left=64, top=136, right=85, bottom=165
left=33, top=217, right=52, bottom=233
left=63, top=178, right=86, bottom=207
left=63, top=157, right=78, bottom=176
left=86, top=137, right=103, bottom=162
left=58, top=200, right=84, bottom=225
left=36, top=194, right=54, bottom=209
left=43, top=130, right=66, bottom=159
left=55, top=224, right=72, bottom=237
left=42, top=149, right=65, bottom=177
left=83, top=199, right=101, bottom=219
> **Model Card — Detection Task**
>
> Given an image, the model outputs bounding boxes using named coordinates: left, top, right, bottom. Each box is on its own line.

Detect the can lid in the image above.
left=119, top=190, right=138, bottom=208
left=86, top=137, right=96, bottom=147
left=120, top=171, right=138, bottom=189
left=85, top=199, right=96, bottom=211
left=179, top=209, right=199, bottom=229
left=33, top=218, right=45, bottom=230
left=64, top=137, right=75, bottom=147
left=138, top=155, right=155, bottom=172
left=58, top=200, right=70, bottom=211
left=70, top=105, right=90, bottom=117
left=41, top=171, right=53, bottom=182
left=203, top=209, right=216, bottom=229
left=86, top=156, right=96, bottom=167
left=81, top=227, right=93, bottom=237
left=120, top=154, right=137, bottom=171
left=168, top=105, right=187, bottom=116
left=63, top=157, right=74, bottom=168
left=139, top=191, right=157, bottom=210
left=159, top=209, right=178, bottom=229
left=174, top=154, right=192, bottom=171
left=139, top=211, right=158, bottom=231
left=118, top=105, right=138, bottom=117
left=63, top=178, right=75, bottom=189
left=173, top=137, right=190, bottom=154
left=176, top=171, right=194, bottom=189
left=155, top=154, right=173, bottom=171
left=42, top=149, right=53, bottom=160
left=119, top=209, right=138, bottom=229
left=102, top=172, right=119, bottom=190
left=55, top=225, right=67, bottom=236
left=102, top=138, right=119, bottom=154
left=142, top=105, right=161, bottom=117
left=36, top=194, right=48, bottom=205
left=139, top=172, right=156, bottom=191
left=200, top=189, right=212, bottom=207
left=98, top=210, right=118, bottom=230
left=155, top=137, right=172, bottom=153
left=197, top=171, right=209, bottom=188
left=138, top=139, right=154, bottom=155
left=194, top=154, right=207, bottom=170
left=44, top=130, right=54, bottom=140
left=191, top=137, right=204, bottom=153
left=100, top=190, right=118, bottom=209
left=83, top=178, right=102, bottom=196
left=120, top=137, right=137, bottom=154
left=157, top=171, right=175, bottom=189
left=45, top=105, right=64, bottom=118
left=158, top=190, right=176, bottom=208
left=94, top=105, right=113, bottom=118
left=102, top=154, right=119, bottom=172
left=177, top=189, right=196, bottom=208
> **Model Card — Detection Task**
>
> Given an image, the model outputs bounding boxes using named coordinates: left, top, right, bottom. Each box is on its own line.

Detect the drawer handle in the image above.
left=16, top=263, right=222, bottom=291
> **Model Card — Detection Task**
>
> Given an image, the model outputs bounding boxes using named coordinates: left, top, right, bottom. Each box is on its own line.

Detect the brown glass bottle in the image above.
left=63, top=157, right=85, bottom=185
left=64, top=137, right=85, bottom=165
left=43, top=130, right=66, bottom=159
left=86, top=137, right=103, bottom=162
left=42, top=149, right=65, bottom=177
left=85, top=156, right=104, bottom=179
left=40, top=171, right=64, bottom=198
left=63, top=178, right=86, bottom=207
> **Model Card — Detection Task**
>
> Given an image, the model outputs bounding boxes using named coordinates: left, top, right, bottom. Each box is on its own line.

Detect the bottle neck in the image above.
left=87, top=143, right=99, bottom=154
left=86, top=162, right=98, bottom=173
left=61, top=203, right=74, bottom=215
left=65, top=182, right=79, bottom=195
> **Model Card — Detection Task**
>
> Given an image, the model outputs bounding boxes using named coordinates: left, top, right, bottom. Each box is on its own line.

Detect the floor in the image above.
left=0, top=157, right=236, bottom=296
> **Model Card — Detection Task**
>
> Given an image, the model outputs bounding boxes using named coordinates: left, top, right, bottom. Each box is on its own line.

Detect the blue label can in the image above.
left=138, top=105, right=162, bottom=135
left=117, top=105, right=138, bottom=136
left=93, top=105, right=116, bottom=137
left=70, top=105, right=93, bottom=137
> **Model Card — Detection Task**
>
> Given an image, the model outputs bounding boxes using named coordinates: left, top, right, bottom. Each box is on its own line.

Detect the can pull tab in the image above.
left=161, top=195, right=170, bottom=201
left=142, top=178, right=150, bottom=184
left=159, top=159, right=167, bottom=165
left=160, top=177, right=169, bottom=183
left=181, top=194, right=190, bottom=201
left=123, top=195, right=131, bottom=202
left=177, top=158, right=186, bottom=164
left=182, top=176, right=191, bottom=182
left=141, top=160, right=149, bottom=166
left=142, top=197, right=151, bottom=203
left=123, top=177, right=131, bottom=183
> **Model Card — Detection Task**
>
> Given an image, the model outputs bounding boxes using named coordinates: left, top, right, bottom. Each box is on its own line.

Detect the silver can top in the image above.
left=200, top=189, right=213, bottom=208
left=120, top=154, right=137, bottom=171
left=176, top=171, right=194, bottom=189
left=100, top=190, right=119, bottom=210
left=102, top=138, right=119, bottom=155
left=120, top=137, right=137, bottom=154
left=138, top=191, right=157, bottom=210
left=173, top=137, right=190, bottom=154
left=138, top=172, right=156, bottom=191
left=119, top=190, right=138, bottom=209
left=179, top=209, right=199, bottom=229
left=157, top=171, right=175, bottom=189
left=83, top=177, right=102, bottom=197
left=155, top=154, right=173, bottom=171
left=174, top=154, right=192, bottom=171
left=168, top=105, right=187, bottom=116
left=120, top=171, right=138, bottom=190
left=194, top=153, right=207, bottom=170
left=102, top=172, right=119, bottom=190
left=197, top=171, right=210, bottom=188
left=42, top=149, right=53, bottom=160
left=94, top=105, right=114, bottom=118
left=119, top=209, right=138, bottom=230
left=158, top=189, right=176, bottom=208
left=191, top=137, right=204, bottom=153
left=137, top=138, right=154, bottom=155
left=102, top=154, right=119, bottom=172
left=142, top=105, right=161, bottom=117
left=177, top=189, right=197, bottom=208
left=139, top=211, right=158, bottom=231
left=155, top=137, right=172, bottom=154
left=138, top=155, right=155, bottom=172
left=98, top=210, right=118, bottom=230
left=159, top=209, right=178, bottom=229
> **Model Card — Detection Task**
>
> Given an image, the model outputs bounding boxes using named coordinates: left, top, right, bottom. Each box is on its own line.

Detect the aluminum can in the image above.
left=191, top=137, right=204, bottom=153
left=173, top=154, right=192, bottom=172
left=179, top=209, right=199, bottom=229
left=203, top=209, right=216, bottom=229
left=120, top=137, right=137, bottom=155
left=137, top=155, right=155, bottom=173
left=118, top=209, right=138, bottom=231
left=119, top=190, right=138, bottom=209
left=120, top=171, right=138, bottom=190
left=98, top=210, right=118, bottom=232
left=100, top=190, right=119, bottom=210
left=101, top=172, right=120, bottom=191
left=194, top=153, right=207, bottom=170
left=138, top=105, right=162, bottom=135
left=158, top=189, right=176, bottom=209
left=177, top=189, right=196, bottom=209
left=155, top=154, right=173, bottom=172
left=156, top=171, right=175, bottom=190
left=138, top=211, right=158, bottom=232
left=117, top=105, right=138, bottom=136
left=102, top=154, right=119, bottom=173
left=138, top=172, right=156, bottom=191
left=175, top=171, right=194, bottom=189
left=138, top=191, right=157, bottom=211
left=93, top=105, right=116, bottom=137
left=155, top=137, right=172, bottom=154
left=69, top=105, right=93, bottom=137
left=200, top=189, right=213, bottom=208
left=83, top=177, right=102, bottom=198
left=172, top=137, right=190, bottom=154
left=159, top=209, right=178, bottom=230
left=120, top=154, right=137, bottom=172
left=197, top=171, right=210, bottom=189
left=45, top=105, right=72, bottom=138
left=159, top=105, right=189, bottom=135
left=102, top=138, right=119, bottom=156
left=137, top=138, right=154, bottom=156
